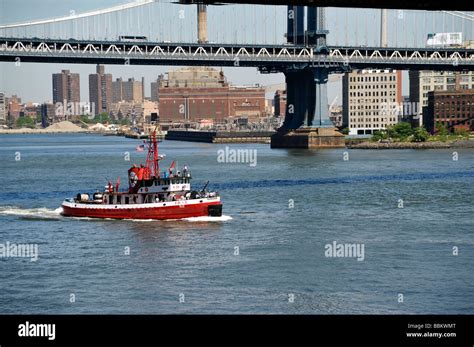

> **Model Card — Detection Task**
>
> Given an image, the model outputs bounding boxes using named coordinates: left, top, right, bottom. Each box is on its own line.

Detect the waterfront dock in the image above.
left=165, top=130, right=275, bottom=143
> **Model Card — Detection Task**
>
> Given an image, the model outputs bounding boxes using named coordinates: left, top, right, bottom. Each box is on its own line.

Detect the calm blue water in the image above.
left=0, top=133, right=473, bottom=314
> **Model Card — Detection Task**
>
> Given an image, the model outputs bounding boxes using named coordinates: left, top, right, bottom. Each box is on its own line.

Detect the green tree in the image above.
left=120, top=118, right=131, bottom=126
left=80, top=114, right=95, bottom=124
left=412, top=126, right=429, bottom=142
left=16, top=116, right=35, bottom=128
left=435, top=122, right=449, bottom=136
left=82, top=112, right=111, bottom=124
left=95, top=112, right=111, bottom=124
left=372, top=129, right=388, bottom=142
left=390, top=122, right=414, bottom=140
left=434, top=122, right=449, bottom=142
left=341, top=127, right=349, bottom=135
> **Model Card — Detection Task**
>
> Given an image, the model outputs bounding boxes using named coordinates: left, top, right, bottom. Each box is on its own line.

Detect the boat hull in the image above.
left=61, top=198, right=222, bottom=220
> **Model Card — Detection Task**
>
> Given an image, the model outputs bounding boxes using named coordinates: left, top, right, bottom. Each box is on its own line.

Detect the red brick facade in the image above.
left=158, top=86, right=266, bottom=122
left=426, top=89, right=474, bottom=133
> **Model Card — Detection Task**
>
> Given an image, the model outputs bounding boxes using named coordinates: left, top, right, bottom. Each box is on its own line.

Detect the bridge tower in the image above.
left=286, top=5, right=305, bottom=45
left=272, top=6, right=345, bottom=148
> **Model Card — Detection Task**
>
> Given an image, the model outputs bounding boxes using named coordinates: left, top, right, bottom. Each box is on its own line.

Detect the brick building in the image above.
left=7, top=95, right=22, bottom=126
left=425, top=89, right=474, bottom=134
left=0, top=92, right=5, bottom=125
left=409, top=70, right=474, bottom=126
left=156, top=67, right=266, bottom=122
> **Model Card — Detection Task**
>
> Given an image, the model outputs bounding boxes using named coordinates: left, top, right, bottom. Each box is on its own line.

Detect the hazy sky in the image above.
left=1, top=0, right=472, bottom=104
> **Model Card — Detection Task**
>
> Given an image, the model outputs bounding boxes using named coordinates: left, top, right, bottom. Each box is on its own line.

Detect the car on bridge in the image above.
left=119, top=35, right=148, bottom=42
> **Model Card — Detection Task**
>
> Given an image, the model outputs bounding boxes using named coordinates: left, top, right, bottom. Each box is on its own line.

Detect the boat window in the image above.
left=145, top=179, right=154, bottom=187
left=125, top=196, right=129, bottom=204
left=117, top=195, right=121, bottom=204
left=109, top=195, right=113, bottom=204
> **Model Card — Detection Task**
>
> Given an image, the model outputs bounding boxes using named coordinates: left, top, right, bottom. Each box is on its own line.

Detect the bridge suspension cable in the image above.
left=442, top=11, right=474, bottom=22
left=0, top=0, right=154, bottom=29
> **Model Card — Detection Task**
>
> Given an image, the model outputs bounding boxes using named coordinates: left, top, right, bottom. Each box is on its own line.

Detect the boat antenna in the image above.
left=201, top=180, right=209, bottom=193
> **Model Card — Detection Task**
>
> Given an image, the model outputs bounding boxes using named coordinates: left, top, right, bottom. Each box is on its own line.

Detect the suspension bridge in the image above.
left=0, top=0, right=473, bottom=147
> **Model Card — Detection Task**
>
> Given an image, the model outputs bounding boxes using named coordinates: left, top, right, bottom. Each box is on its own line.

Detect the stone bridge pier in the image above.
left=271, top=67, right=345, bottom=149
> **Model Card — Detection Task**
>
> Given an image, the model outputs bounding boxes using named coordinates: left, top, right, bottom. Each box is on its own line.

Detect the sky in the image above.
left=1, top=0, right=473, bottom=104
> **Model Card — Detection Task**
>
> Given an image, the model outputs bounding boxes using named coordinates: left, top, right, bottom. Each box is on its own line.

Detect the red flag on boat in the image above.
left=169, top=160, right=176, bottom=171
left=115, top=177, right=120, bottom=192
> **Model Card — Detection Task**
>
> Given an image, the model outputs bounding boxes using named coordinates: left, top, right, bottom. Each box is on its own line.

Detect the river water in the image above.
left=0, top=134, right=473, bottom=314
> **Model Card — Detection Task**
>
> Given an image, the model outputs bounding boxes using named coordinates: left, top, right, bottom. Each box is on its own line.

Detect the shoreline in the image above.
left=0, top=129, right=93, bottom=135
left=2, top=130, right=474, bottom=150
left=346, top=139, right=474, bottom=149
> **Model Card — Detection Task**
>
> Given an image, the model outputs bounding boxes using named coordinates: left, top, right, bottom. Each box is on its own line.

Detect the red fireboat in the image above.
left=61, top=130, right=222, bottom=220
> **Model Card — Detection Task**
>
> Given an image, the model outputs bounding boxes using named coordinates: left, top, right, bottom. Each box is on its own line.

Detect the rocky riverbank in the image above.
left=347, top=139, right=474, bottom=149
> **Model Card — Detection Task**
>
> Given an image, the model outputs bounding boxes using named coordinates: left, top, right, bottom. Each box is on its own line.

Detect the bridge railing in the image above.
left=1, top=38, right=473, bottom=68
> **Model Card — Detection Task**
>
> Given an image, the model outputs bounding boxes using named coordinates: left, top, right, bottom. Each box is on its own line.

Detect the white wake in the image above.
left=0, top=206, right=63, bottom=219
left=184, top=215, right=233, bottom=222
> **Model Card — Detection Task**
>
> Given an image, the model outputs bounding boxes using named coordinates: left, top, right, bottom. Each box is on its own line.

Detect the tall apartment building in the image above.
left=409, top=70, right=474, bottom=125
left=0, top=92, right=6, bottom=125
left=52, top=70, right=80, bottom=105
left=112, top=77, right=145, bottom=103
left=343, top=69, right=402, bottom=135
left=89, top=65, right=112, bottom=115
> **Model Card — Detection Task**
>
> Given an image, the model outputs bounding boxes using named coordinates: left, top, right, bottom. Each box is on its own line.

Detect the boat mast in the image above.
left=153, top=130, right=159, bottom=178
left=145, top=128, right=159, bottom=179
